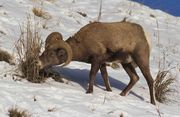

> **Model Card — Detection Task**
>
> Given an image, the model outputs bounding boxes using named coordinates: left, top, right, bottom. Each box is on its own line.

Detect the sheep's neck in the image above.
left=66, top=39, right=87, bottom=62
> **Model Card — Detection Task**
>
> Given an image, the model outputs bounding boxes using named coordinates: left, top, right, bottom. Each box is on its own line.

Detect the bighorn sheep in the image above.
left=39, top=21, right=156, bottom=105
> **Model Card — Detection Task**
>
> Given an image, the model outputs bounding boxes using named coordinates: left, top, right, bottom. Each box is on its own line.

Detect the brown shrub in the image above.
left=155, top=70, right=175, bottom=103
left=8, top=107, right=31, bottom=117
left=32, top=7, right=51, bottom=19
left=120, top=113, right=124, bottom=117
left=15, top=17, right=45, bottom=83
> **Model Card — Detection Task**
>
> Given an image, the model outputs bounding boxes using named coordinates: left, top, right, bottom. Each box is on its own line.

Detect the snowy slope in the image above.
left=0, top=0, right=180, bottom=116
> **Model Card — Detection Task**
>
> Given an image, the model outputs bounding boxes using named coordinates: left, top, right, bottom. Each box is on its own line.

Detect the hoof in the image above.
left=106, top=88, right=112, bottom=92
left=151, top=100, right=156, bottom=105
left=120, top=92, right=126, bottom=96
left=86, top=90, right=93, bottom=94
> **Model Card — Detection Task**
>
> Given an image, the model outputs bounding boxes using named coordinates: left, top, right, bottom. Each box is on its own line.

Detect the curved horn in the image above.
left=48, top=40, right=73, bottom=67
left=45, top=32, right=63, bottom=49
left=61, top=41, right=73, bottom=66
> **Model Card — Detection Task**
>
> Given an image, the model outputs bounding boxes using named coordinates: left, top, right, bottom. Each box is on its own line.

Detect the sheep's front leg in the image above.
left=86, top=60, right=100, bottom=93
left=100, top=63, right=112, bottom=91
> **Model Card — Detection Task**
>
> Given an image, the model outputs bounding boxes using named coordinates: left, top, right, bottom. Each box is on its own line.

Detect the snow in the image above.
left=0, top=0, right=180, bottom=116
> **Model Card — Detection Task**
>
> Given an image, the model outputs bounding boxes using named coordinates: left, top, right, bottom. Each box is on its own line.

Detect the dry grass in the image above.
left=48, top=107, right=57, bottom=112
left=77, top=11, right=87, bottom=17
left=155, top=69, right=175, bottom=103
left=15, top=17, right=45, bottom=83
left=150, top=14, right=156, bottom=18
left=0, top=30, right=6, bottom=35
left=97, top=0, right=102, bottom=21
left=120, top=113, right=124, bottom=117
left=154, top=17, right=176, bottom=103
left=32, top=7, right=51, bottom=19
left=8, top=107, right=31, bottom=117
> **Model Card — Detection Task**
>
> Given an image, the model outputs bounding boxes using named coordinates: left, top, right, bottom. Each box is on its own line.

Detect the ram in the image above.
left=38, top=21, right=156, bottom=105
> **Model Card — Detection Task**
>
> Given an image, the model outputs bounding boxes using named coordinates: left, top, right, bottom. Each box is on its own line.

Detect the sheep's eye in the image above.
left=56, top=49, right=66, bottom=57
left=49, top=51, right=55, bottom=56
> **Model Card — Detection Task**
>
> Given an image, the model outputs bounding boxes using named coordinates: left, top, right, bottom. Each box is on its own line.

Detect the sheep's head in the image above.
left=38, top=32, right=72, bottom=69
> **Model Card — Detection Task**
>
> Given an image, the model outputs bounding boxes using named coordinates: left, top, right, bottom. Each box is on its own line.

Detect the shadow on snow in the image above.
left=52, top=66, right=144, bottom=101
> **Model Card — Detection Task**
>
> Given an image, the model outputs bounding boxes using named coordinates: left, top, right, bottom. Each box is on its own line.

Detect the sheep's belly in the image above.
left=105, top=55, right=137, bottom=68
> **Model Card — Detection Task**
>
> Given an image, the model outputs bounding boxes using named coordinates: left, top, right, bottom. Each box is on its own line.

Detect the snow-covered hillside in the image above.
left=0, top=0, right=180, bottom=116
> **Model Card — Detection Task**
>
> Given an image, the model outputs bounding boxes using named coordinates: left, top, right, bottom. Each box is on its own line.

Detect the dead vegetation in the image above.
left=8, top=107, right=31, bottom=117
left=77, top=11, right=87, bottom=17
left=150, top=14, right=156, bottom=18
left=97, top=0, right=102, bottom=21
left=155, top=69, right=175, bottom=103
left=155, top=51, right=176, bottom=103
left=32, top=7, right=51, bottom=19
left=48, top=107, right=57, bottom=112
left=0, top=30, right=6, bottom=35
left=0, top=49, right=15, bottom=65
left=15, top=17, right=45, bottom=83
left=154, top=16, right=177, bottom=104
left=120, top=113, right=124, bottom=117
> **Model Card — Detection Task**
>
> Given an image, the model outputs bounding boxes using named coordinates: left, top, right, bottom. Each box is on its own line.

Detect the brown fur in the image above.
left=39, top=21, right=156, bottom=105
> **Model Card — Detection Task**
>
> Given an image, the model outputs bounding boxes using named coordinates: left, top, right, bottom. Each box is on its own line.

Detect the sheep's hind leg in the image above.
left=100, top=63, right=112, bottom=92
left=120, top=63, right=139, bottom=96
left=133, top=52, right=156, bottom=105
left=86, top=59, right=100, bottom=93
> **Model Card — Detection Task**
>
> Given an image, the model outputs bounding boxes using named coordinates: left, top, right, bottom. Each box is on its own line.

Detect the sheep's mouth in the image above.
left=39, top=65, right=64, bottom=79
left=39, top=65, right=53, bottom=76
left=39, top=61, right=65, bottom=73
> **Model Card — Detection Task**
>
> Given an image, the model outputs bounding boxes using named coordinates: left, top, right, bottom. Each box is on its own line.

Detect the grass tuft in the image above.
left=15, top=16, right=45, bottom=83
left=32, top=7, right=51, bottom=19
left=48, top=107, right=57, bottom=112
left=120, top=113, right=124, bottom=117
left=8, top=107, right=30, bottom=117
left=155, top=70, right=175, bottom=103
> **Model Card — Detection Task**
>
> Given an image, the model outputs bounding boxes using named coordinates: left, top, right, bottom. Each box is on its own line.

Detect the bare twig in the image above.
left=156, top=19, right=161, bottom=69
left=48, top=107, right=57, bottom=112
left=97, top=0, right=102, bottom=22
left=155, top=104, right=162, bottom=117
